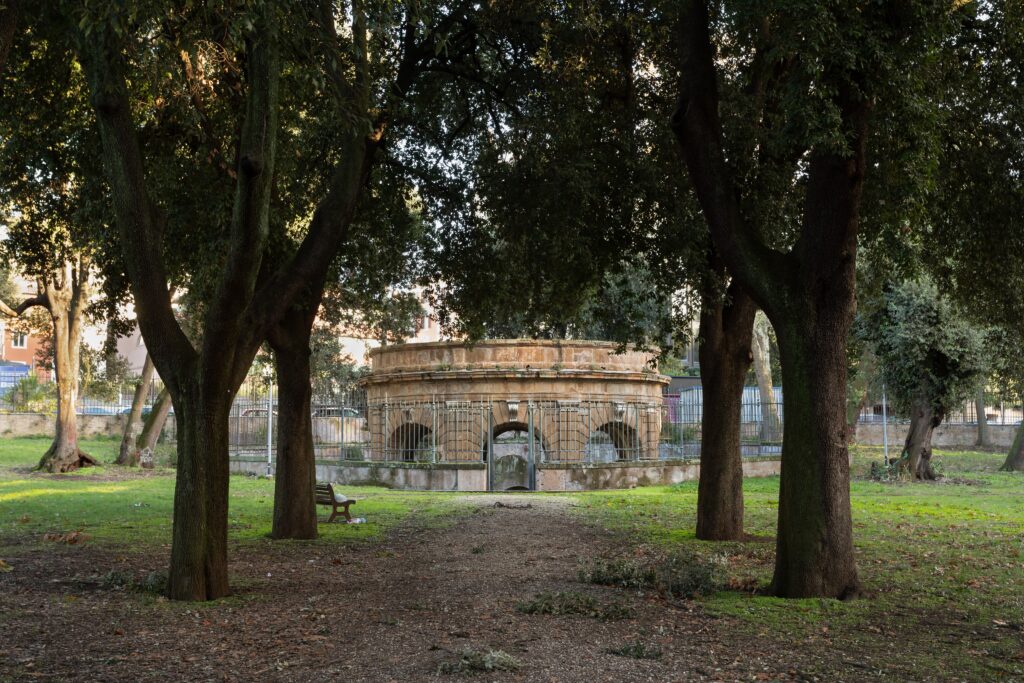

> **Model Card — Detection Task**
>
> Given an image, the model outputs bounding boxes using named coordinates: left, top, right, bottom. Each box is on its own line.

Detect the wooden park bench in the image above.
left=315, top=482, right=356, bottom=523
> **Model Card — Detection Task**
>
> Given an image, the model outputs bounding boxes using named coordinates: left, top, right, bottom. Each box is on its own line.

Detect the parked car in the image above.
left=311, top=406, right=362, bottom=418
left=241, top=407, right=277, bottom=417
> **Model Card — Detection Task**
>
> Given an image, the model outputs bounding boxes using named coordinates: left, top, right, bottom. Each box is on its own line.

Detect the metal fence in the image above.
left=228, top=387, right=789, bottom=467
left=855, top=398, right=1024, bottom=426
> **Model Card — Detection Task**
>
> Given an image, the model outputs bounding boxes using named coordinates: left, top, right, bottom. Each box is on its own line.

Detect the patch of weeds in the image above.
left=579, top=556, right=656, bottom=589
left=139, top=570, right=168, bottom=596
left=580, top=549, right=719, bottom=599
left=437, top=648, right=521, bottom=674
left=655, top=550, right=719, bottom=598
left=605, top=642, right=663, bottom=660
left=470, top=545, right=485, bottom=554
left=515, top=591, right=632, bottom=620
left=101, top=569, right=135, bottom=589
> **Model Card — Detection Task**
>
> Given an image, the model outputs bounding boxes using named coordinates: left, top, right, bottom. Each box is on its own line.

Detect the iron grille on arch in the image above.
left=361, top=397, right=663, bottom=464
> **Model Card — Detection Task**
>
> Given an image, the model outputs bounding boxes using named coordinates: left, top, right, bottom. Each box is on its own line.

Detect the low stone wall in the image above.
left=0, top=412, right=126, bottom=438
left=537, top=457, right=780, bottom=492
left=854, top=423, right=1018, bottom=449
left=229, top=456, right=487, bottom=491
left=229, top=455, right=781, bottom=492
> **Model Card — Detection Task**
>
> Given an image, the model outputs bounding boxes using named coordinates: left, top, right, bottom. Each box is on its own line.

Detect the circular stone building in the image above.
left=331, top=339, right=725, bottom=491
left=226, top=339, right=783, bottom=490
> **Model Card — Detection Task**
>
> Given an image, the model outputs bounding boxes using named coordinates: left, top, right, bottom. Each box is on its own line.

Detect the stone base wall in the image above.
left=230, top=456, right=781, bottom=492
left=854, top=423, right=1018, bottom=449
left=0, top=412, right=127, bottom=438
left=537, top=457, right=781, bottom=492
left=230, top=456, right=488, bottom=491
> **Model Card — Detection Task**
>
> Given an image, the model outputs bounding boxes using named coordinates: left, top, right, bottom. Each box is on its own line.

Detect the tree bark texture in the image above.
left=751, top=315, right=781, bottom=443
left=673, top=0, right=866, bottom=598
left=137, top=387, right=173, bottom=453
left=899, top=397, right=940, bottom=480
left=117, top=353, right=155, bottom=466
left=1002, top=422, right=1024, bottom=471
left=167, top=382, right=231, bottom=601
left=38, top=265, right=95, bottom=473
left=771, top=305, right=860, bottom=598
left=268, top=305, right=319, bottom=540
left=696, top=280, right=756, bottom=541
left=975, top=389, right=989, bottom=448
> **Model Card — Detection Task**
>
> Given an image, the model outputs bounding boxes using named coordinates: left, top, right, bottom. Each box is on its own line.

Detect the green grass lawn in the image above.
left=0, top=436, right=454, bottom=549
left=573, top=445, right=1024, bottom=679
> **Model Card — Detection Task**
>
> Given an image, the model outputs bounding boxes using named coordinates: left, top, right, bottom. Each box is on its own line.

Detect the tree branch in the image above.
left=0, top=293, right=46, bottom=317
left=236, top=0, right=429, bottom=375
left=200, top=9, right=280, bottom=368
left=81, top=25, right=198, bottom=390
left=671, top=0, right=786, bottom=310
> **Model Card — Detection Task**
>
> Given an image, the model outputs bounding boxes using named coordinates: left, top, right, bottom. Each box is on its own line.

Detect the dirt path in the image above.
left=1, top=497, right=849, bottom=682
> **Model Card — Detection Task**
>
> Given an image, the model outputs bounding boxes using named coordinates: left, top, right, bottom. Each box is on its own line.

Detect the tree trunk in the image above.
left=771, top=305, right=860, bottom=599
left=37, top=272, right=95, bottom=473
left=751, top=315, right=780, bottom=443
left=167, top=381, right=232, bottom=601
left=975, top=389, right=989, bottom=448
left=1001, top=421, right=1024, bottom=471
left=696, top=280, right=756, bottom=541
left=268, top=306, right=319, bottom=540
left=117, top=353, right=155, bottom=466
left=900, top=397, right=941, bottom=480
left=137, top=387, right=172, bottom=453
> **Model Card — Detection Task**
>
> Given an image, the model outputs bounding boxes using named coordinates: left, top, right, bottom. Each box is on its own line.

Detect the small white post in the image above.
left=266, top=381, right=274, bottom=476
left=881, top=383, right=890, bottom=465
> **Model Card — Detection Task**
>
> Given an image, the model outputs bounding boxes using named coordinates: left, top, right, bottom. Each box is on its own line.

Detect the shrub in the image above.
left=5, top=374, right=55, bottom=413
left=140, top=570, right=168, bottom=596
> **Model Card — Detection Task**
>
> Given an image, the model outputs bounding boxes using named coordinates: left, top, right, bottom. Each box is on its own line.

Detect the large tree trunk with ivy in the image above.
left=674, top=0, right=865, bottom=597
left=899, top=398, right=941, bottom=480
left=696, top=278, right=755, bottom=541
left=751, top=315, right=781, bottom=444
left=117, top=353, right=155, bottom=466
left=1000, top=422, right=1024, bottom=471
left=268, top=305, right=319, bottom=540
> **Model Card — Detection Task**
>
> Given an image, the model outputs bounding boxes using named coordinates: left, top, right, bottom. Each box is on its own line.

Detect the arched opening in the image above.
left=487, top=421, right=545, bottom=490
left=586, top=421, right=640, bottom=462
left=388, top=422, right=432, bottom=461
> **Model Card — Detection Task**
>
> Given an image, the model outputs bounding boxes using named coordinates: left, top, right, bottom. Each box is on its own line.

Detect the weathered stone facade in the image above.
left=360, top=340, right=669, bottom=471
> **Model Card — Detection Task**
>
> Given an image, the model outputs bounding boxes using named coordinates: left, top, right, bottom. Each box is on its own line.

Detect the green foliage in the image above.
left=4, top=374, right=55, bottom=413
left=79, top=346, right=133, bottom=402
left=415, top=0, right=704, bottom=350
left=859, top=279, right=988, bottom=419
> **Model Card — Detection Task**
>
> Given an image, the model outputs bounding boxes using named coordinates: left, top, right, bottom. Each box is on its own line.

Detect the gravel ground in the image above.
left=1, top=498, right=870, bottom=682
